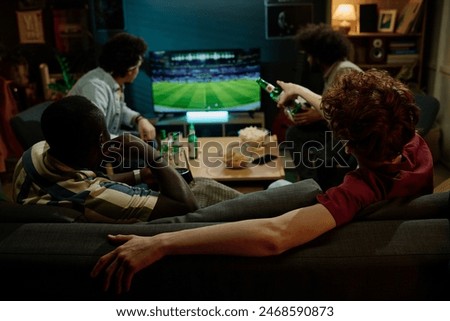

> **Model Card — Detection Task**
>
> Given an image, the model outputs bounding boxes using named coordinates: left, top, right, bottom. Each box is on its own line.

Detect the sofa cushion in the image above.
left=356, top=191, right=449, bottom=221
left=0, top=218, right=449, bottom=300
left=0, top=201, right=77, bottom=223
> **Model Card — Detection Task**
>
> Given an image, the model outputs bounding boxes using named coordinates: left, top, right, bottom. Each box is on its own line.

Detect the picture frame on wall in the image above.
left=395, top=0, right=423, bottom=34
left=16, top=10, right=45, bottom=44
left=378, top=9, right=397, bottom=32
left=265, top=1, right=313, bottom=39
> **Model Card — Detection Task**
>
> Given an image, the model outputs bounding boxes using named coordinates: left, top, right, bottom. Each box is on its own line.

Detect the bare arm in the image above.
left=91, top=203, right=336, bottom=294
left=109, top=167, right=155, bottom=186
left=104, top=134, right=198, bottom=217
left=276, top=80, right=324, bottom=117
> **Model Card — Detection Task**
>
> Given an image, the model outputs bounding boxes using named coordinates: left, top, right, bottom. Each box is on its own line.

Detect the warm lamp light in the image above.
left=332, top=4, right=356, bottom=34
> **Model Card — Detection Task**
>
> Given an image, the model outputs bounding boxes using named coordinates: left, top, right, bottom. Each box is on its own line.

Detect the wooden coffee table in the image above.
left=178, top=136, right=285, bottom=192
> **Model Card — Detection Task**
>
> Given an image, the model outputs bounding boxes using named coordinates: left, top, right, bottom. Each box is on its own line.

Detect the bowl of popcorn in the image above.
left=238, top=126, right=269, bottom=147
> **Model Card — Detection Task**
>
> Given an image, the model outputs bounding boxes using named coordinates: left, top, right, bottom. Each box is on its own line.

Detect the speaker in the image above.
left=360, top=4, right=378, bottom=32
left=368, top=38, right=386, bottom=63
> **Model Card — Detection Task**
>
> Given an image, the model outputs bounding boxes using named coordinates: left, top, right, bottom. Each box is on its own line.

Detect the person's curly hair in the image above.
left=98, top=32, right=147, bottom=78
left=294, top=23, right=351, bottom=66
left=322, top=69, right=419, bottom=163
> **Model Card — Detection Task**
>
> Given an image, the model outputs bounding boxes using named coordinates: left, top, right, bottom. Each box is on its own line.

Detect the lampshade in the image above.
left=332, top=4, right=357, bottom=21
left=332, top=4, right=356, bottom=34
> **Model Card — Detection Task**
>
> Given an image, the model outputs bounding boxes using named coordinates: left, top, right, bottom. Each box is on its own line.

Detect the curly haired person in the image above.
left=91, top=70, right=433, bottom=294
left=286, top=23, right=362, bottom=189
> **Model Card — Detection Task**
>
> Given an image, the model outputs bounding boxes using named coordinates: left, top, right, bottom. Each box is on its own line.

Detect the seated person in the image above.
left=68, top=32, right=155, bottom=141
left=285, top=23, right=362, bottom=189
left=91, top=69, right=434, bottom=294
left=12, top=95, right=198, bottom=223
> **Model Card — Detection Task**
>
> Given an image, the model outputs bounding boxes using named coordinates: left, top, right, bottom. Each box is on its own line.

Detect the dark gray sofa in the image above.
left=0, top=179, right=449, bottom=301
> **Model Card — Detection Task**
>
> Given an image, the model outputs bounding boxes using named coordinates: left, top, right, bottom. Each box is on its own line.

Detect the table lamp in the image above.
left=333, top=4, right=356, bottom=34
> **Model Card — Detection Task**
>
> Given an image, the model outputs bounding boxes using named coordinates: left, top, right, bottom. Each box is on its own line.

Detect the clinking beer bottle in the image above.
left=256, top=78, right=309, bottom=122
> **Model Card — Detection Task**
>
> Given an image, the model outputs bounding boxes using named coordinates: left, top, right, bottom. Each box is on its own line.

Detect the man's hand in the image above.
left=137, top=118, right=156, bottom=141
left=91, top=234, right=164, bottom=294
left=292, top=108, right=323, bottom=126
left=276, top=80, right=302, bottom=108
left=140, top=167, right=157, bottom=186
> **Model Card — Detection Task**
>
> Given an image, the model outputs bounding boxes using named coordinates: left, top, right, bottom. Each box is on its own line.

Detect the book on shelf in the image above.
left=389, top=49, right=418, bottom=55
left=389, top=40, right=417, bottom=48
left=386, top=53, right=419, bottom=64
left=395, top=0, right=423, bottom=34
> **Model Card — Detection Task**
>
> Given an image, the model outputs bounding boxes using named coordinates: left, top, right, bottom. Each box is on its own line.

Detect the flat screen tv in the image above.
left=149, top=48, right=261, bottom=114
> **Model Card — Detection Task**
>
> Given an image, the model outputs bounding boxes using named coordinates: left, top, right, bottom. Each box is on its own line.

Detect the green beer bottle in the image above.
left=256, top=78, right=283, bottom=102
left=256, top=78, right=309, bottom=122
left=159, top=129, right=169, bottom=159
left=188, top=123, right=198, bottom=159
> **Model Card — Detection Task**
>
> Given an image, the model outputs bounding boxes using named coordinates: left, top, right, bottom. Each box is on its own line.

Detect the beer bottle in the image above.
left=256, top=78, right=283, bottom=102
left=159, top=129, right=169, bottom=159
left=171, top=132, right=181, bottom=165
left=256, top=78, right=309, bottom=122
left=188, top=123, right=198, bottom=159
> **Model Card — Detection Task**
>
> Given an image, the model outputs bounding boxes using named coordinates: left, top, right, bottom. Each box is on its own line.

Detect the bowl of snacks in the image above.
left=238, top=126, right=269, bottom=147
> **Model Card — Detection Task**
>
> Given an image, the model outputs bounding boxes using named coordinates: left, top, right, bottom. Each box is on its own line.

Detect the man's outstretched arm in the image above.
left=91, top=203, right=336, bottom=294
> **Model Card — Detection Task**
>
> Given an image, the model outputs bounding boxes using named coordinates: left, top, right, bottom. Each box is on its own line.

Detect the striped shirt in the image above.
left=12, top=141, right=158, bottom=223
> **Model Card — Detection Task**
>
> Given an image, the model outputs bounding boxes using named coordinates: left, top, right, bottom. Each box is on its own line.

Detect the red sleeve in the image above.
left=317, top=135, right=433, bottom=226
left=316, top=171, right=380, bottom=226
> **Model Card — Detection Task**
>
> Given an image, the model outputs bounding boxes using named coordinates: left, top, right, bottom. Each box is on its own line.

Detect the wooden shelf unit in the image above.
left=333, top=0, right=428, bottom=89
left=347, top=31, right=425, bottom=87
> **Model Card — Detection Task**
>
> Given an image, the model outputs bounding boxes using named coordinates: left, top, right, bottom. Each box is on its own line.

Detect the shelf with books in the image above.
left=347, top=31, right=424, bottom=88
left=339, top=0, right=428, bottom=89
left=52, top=7, right=89, bottom=54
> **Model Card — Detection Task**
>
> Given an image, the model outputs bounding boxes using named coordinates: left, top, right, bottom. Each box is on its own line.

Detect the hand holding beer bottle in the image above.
left=256, top=78, right=310, bottom=122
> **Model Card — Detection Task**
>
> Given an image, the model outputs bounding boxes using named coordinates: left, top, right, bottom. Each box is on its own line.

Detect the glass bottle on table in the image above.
left=188, top=123, right=198, bottom=159
left=256, top=77, right=310, bottom=122
left=171, top=132, right=181, bottom=166
left=159, top=129, right=169, bottom=160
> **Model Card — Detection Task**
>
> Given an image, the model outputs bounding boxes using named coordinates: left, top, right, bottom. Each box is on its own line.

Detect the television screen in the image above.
left=149, top=48, right=261, bottom=113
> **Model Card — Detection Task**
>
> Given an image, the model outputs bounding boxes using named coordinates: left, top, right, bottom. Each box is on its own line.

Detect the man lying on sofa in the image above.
left=91, top=69, right=434, bottom=294
left=12, top=95, right=199, bottom=223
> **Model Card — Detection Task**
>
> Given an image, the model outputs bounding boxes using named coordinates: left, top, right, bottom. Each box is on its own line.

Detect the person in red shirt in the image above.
left=91, top=69, right=433, bottom=294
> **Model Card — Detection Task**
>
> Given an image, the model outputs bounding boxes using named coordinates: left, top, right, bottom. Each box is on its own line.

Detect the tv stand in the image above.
left=157, top=112, right=265, bottom=137
left=157, top=113, right=174, bottom=121
left=247, top=111, right=255, bottom=119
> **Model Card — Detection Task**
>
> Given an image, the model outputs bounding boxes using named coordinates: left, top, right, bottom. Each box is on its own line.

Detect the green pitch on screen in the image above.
left=153, top=79, right=259, bottom=110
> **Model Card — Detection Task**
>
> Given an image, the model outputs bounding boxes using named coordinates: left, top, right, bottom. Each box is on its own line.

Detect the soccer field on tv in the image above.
left=152, top=79, right=260, bottom=111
